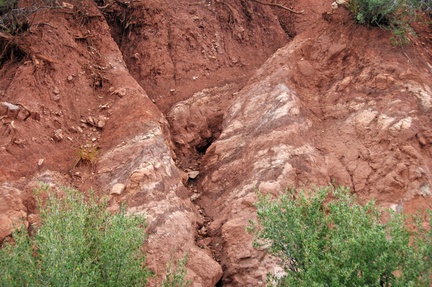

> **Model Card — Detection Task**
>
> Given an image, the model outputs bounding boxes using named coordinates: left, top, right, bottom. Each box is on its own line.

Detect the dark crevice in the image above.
left=215, top=277, right=224, bottom=286
left=97, top=2, right=138, bottom=47
left=0, top=41, right=26, bottom=68
left=196, top=136, right=216, bottom=155
left=97, top=2, right=291, bottom=285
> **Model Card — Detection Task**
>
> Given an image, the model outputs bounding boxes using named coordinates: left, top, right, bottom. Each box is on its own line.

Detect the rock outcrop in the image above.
left=199, top=19, right=432, bottom=285
left=0, top=0, right=431, bottom=286
left=96, top=74, right=223, bottom=285
left=0, top=1, right=224, bottom=285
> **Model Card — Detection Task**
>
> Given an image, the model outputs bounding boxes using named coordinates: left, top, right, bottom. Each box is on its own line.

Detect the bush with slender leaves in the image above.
left=345, top=0, right=426, bottom=45
left=248, top=186, right=432, bottom=286
left=0, top=186, right=151, bottom=287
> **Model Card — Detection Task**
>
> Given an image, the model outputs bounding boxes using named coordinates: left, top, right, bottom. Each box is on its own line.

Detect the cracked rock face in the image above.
left=0, top=0, right=431, bottom=285
left=95, top=29, right=223, bottom=287
left=198, top=23, right=432, bottom=286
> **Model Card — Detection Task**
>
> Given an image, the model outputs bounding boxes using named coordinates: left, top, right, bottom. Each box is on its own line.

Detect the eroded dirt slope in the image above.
left=0, top=1, right=222, bottom=285
left=0, top=0, right=431, bottom=286
left=102, top=0, right=290, bottom=112
left=198, top=9, right=432, bottom=286
left=0, top=0, right=298, bottom=285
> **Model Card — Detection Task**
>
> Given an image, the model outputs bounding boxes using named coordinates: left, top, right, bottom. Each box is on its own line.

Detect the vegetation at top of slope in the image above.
left=248, top=186, right=432, bottom=286
left=345, top=0, right=432, bottom=45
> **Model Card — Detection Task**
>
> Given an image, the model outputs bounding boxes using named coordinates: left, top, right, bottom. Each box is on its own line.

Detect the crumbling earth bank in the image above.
left=0, top=0, right=432, bottom=286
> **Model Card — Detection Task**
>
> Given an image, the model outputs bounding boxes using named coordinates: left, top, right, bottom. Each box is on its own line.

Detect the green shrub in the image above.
left=0, top=186, right=151, bottom=287
left=345, top=0, right=424, bottom=45
left=349, top=0, right=406, bottom=26
left=248, top=186, right=432, bottom=286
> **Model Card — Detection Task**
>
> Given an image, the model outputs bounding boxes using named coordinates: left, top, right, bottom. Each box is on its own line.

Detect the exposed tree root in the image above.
left=250, top=0, right=305, bottom=14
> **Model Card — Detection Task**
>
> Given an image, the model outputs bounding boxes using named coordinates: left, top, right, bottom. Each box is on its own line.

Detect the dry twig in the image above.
left=250, top=0, right=304, bottom=14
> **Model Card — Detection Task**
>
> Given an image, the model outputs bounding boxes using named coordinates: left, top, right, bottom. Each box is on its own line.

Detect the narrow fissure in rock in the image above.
left=179, top=127, right=224, bottom=263
left=98, top=1, right=294, bottom=285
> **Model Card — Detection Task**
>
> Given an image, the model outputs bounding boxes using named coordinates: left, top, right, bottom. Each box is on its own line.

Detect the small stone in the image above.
left=53, top=86, right=60, bottom=95
left=62, top=2, right=74, bottom=9
left=99, top=103, right=110, bottom=110
left=2, top=101, right=19, bottom=111
left=87, top=116, right=95, bottom=125
left=67, top=137, right=73, bottom=142
left=27, top=214, right=39, bottom=226
left=190, top=193, right=201, bottom=202
left=67, top=75, right=73, bottom=81
left=52, top=94, right=60, bottom=102
left=420, top=185, right=431, bottom=196
left=91, top=137, right=97, bottom=142
left=187, top=170, right=200, bottom=179
left=395, top=201, right=404, bottom=213
left=198, top=226, right=207, bottom=235
left=197, top=237, right=212, bottom=248
left=76, top=126, right=83, bottom=133
left=417, top=133, right=427, bottom=146
left=53, top=129, right=64, bottom=142
left=97, top=120, right=106, bottom=128
left=112, top=87, right=126, bottom=97
left=38, top=159, right=44, bottom=166
left=110, top=183, right=125, bottom=195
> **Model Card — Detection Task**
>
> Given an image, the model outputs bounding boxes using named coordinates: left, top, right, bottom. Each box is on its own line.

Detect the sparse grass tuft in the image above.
left=77, top=144, right=98, bottom=165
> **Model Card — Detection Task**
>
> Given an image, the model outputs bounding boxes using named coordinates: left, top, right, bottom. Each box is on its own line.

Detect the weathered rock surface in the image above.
left=0, top=171, right=65, bottom=243
left=0, top=184, right=28, bottom=241
left=0, top=0, right=431, bottom=286
left=0, top=1, right=223, bottom=284
left=199, top=19, right=432, bottom=285
left=97, top=90, right=223, bottom=285
left=167, top=84, right=238, bottom=164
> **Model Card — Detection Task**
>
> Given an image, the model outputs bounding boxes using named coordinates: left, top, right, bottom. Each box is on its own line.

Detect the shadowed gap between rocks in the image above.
left=97, top=1, right=295, bottom=285
left=99, top=8, right=230, bottom=278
